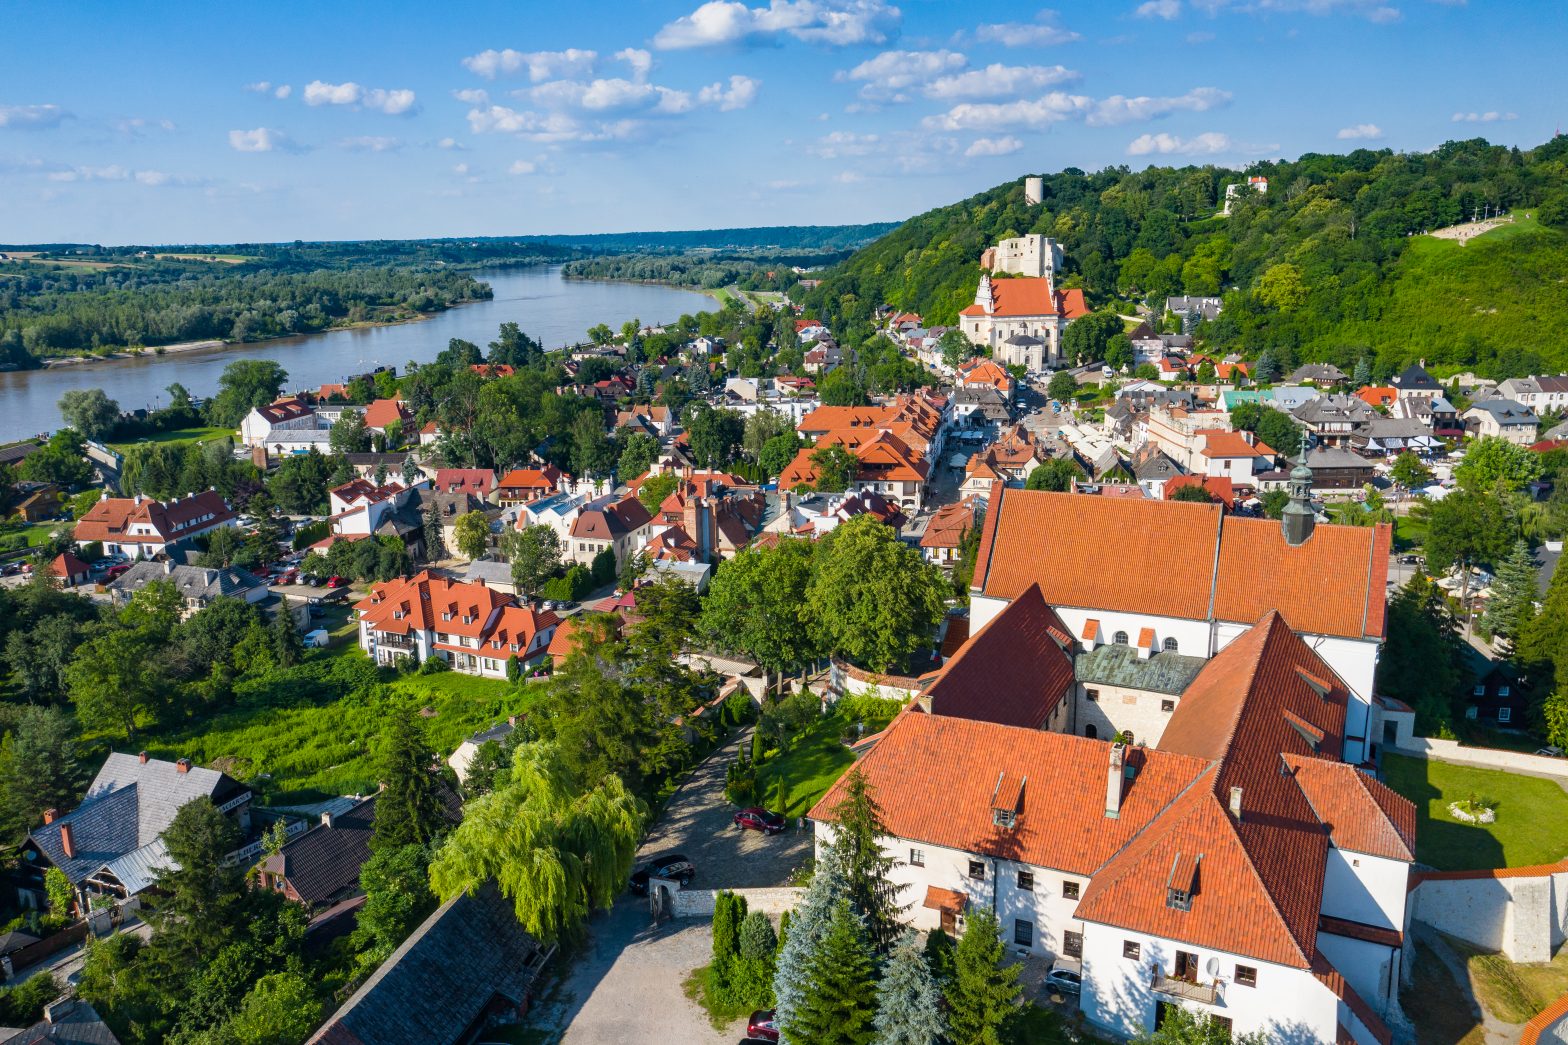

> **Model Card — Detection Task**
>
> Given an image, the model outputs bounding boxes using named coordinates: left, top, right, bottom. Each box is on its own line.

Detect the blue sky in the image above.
left=1, top=0, right=1560, bottom=244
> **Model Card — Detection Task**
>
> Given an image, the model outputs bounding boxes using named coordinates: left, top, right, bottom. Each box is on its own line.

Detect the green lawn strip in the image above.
left=1443, top=933, right=1568, bottom=1025
left=682, top=965, right=753, bottom=1031
left=1403, top=941, right=1487, bottom=1045
left=1382, top=753, right=1568, bottom=870
left=756, top=705, right=898, bottom=818
left=0, top=520, right=66, bottom=548
left=107, top=425, right=234, bottom=452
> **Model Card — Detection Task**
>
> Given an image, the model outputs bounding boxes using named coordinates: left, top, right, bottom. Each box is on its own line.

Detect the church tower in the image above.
left=1281, top=456, right=1316, bottom=546
left=975, top=272, right=995, bottom=315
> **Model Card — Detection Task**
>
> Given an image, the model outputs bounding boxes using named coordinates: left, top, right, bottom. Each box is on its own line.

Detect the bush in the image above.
left=418, top=654, right=451, bottom=675
left=725, top=753, right=758, bottom=805
left=292, top=519, right=330, bottom=551
left=540, top=564, right=593, bottom=602
left=723, top=689, right=754, bottom=728
left=590, top=548, right=617, bottom=587
left=0, top=972, right=61, bottom=1027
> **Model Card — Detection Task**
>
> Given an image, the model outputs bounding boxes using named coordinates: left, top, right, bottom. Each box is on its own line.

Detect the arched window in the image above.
left=1084, top=724, right=1098, bottom=740
left=1163, top=637, right=1179, bottom=653
left=1113, top=630, right=1129, bottom=646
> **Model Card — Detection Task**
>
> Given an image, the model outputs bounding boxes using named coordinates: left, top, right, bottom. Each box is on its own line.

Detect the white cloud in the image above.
left=834, top=170, right=865, bottom=184
left=114, top=117, right=176, bottom=136
left=924, top=92, right=1094, bottom=131
left=1336, top=122, right=1383, bottom=140
left=615, top=48, right=655, bottom=81
left=508, top=159, right=538, bottom=175
left=452, top=163, right=471, bottom=175
left=973, top=10, right=1081, bottom=47
left=244, top=81, right=273, bottom=93
left=843, top=49, right=967, bottom=101
left=0, top=103, right=71, bottom=130
left=461, top=48, right=599, bottom=82
left=466, top=105, right=617, bottom=143
left=453, top=88, right=491, bottom=105
left=965, top=135, right=1024, bottom=157
left=698, top=75, right=762, bottom=110
left=926, top=63, right=1079, bottom=100
left=134, top=170, right=171, bottom=186
left=1127, top=131, right=1233, bottom=155
left=337, top=135, right=402, bottom=151
left=1136, top=0, right=1182, bottom=18
left=808, top=130, right=883, bottom=158
left=1190, top=0, right=1401, bottom=20
left=228, top=127, right=301, bottom=153
left=437, top=137, right=463, bottom=150
left=1452, top=110, right=1517, bottom=123
left=43, top=164, right=184, bottom=187
left=653, top=0, right=901, bottom=49
left=302, top=80, right=417, bottom=115
left=1087, top=86, right=1230, bottom=125
left=275, top=84, right=293, bottom=99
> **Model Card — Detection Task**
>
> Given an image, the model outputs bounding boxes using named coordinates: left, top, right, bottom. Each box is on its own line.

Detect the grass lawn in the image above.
left=681, top=965, right=753, bottom=1031
left=1382, top=753, right=1568, bottom=870
left=1404, top=942, right=1486, bottom=1045
left=1448, top=934, right=1568, bottom=1024
left=1394, top=513, right=1428, bottom=548
left=108, top=425, right=234, bottom=452
left=755, top=704, right=900, bottom=818
left=1, top=520, right=67, bottom=548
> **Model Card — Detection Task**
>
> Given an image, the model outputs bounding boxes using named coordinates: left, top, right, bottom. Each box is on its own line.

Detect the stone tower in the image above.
left=1281, top=456, right=1316, bottom=546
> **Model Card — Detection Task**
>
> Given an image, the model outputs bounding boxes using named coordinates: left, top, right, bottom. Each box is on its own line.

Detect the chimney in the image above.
left=60, top=822, right=76, bottom=859
left=138, top=750, right=149, bottom=764
left=176, top=757, right=191, bottom=774
left=44, top=998, right=76, bottom=1026
left=42, top=808, right=58, bottom=824
left=1105, top=743, right=1126, bottom=820
left=507, top=715, right=518, bottom=727
left=321, top=810, right=335, bottom=829
left=163, top=560, right=174, bottom=575
left=1229, top=786, right=1244, bottom=821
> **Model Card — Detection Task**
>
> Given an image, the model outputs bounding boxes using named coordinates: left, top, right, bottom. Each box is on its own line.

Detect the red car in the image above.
left=326, top=575, right=345, bottom=588
left=733, top=808, right=786, bottom=835
left=746, top=1011, right=779, bottom=1042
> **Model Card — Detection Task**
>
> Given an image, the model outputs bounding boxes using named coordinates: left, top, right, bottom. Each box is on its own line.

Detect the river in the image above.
left=0, top=266, right=718, bottom=441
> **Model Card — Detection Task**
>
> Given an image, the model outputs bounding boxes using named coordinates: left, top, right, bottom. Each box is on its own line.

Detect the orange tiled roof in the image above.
left=363, top=398, right=412, bottom=430
left=1285, top=755, right=1415, bottom=862
left=498, top=466, right=564, bottom=492
left=919, top=499, right=978, bottom=549
left=1162, top=475, right=1236, bottom=507
left=359, top=571, right=511, bottom=639
left=924, top=584, right=1074, bottom=730
left=1355, top=386, right=1397, bottom=409
left=959, top=278, right=1056, bottom=318
left=74, top=491, right=235, bottom=545
left=1197, top=429, right=1275, bottom=459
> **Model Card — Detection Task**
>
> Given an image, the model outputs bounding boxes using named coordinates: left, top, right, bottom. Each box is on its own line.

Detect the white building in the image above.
left=980, top=233, right=1063, bottom=279
left=1463, top=398, right=1541, bottom=446
left=357, top=571, right=558, bottom=675
left=73, top=490, right=237, bottom=560
left=239, top=397, right=324, bottom=449
left=1495, top=375, right=1568, bottom=415
left=958, top=274, right=1089, bottom=362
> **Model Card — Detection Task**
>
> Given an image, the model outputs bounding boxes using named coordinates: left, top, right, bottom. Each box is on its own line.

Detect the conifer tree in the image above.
left=422, top=498, right=446, bottom=562
left=946, top=907, right=1023, bottom=1045
left=774, top=844, right=848, bottom=1033
left=873, top=933, right=948, bottom=1045
left=270, top=607, right=303, bottom=668
left=371, top=709, right=447, bottom=852
left=923, top=926, right=956, bottom=986
left=784, top=899, right=878, bottom=1045
left=1484, top=538, right=1539, bottom=645
left=830, top=768, right=903, bottom=952
left=1352, top=356, right=1372, bottom=388
left=737, top=910, right=780, bottom=1008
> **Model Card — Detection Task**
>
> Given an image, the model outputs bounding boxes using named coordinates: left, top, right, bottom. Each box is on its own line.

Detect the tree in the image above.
left=44, top=866, right=74, bottom=920
left=452, top=510, right=490, bottom=561
left=57, top=388, right=120, bottom=440
left=1104, top=333, right=1134, bottom=374
left=569, top=409, right=613, bottom=480
left=1134, top=362, right=1159, bottom=380
left=808, top=444, right=860, bottom=493
left=946, top=907, right=1022, bottom=1045
left=1024, top=457, right=1080, bottom=492
left=775, top=845, right=850, bottom=1030
left=421, top=498, right=447, bottom=562
left=1543, top=687, right=1568, bottom=751
left=701, top=541, right=818, bottom=683
left=1170, top=483, right=1216, bottom=503
left=502, top=525, right=563, bottom=599
left=1253, top=350, right=1283, bottom=384
left=587, top=323, right=614, bottom=346
left=1256, top=262, right=1309, bottom=313
left=146, top=798, right=245, bottom=963
left=329, top=411, right=371, bottom=455
left=1456, top=436, right=1542, bottom=493
left=429, top=741, right=643, bottom=944
left=829, top=769, right=902, bottom=953
left=744, top=409, right=794, bottom=460
left=618, top=432, right=659, bottom=481
left=0, top=708, right=89, bottom=839
left=1195, top=360, right=1217, bottom=384
left=464, top=739, right=512, bottom=798
left=371, top=710, right=448, bottom=852
left=760, top=431, right=803, bottom=478
left=1520, top=552, right=1568, bottom=696
left=7, top=613, right=83, bottom=704
left=784, top=899, right=879, bottom=1045
left=637, top=471, right=680, bottom=513
left=1352, top=357, right=1373, bottom=388
left=1046, top=370, right=1077, bottom=403
left=352, top=844, right=435, bottom=968
left=1390, top=451, right=1434, bottom=490
left=940, top=329, right=975, bottom=370
left=819, top=367, right=867, bottom=407
left=1060, top=310, right=1122, bottom=366
left=688, top=408, right=745, bottom=469
left=1484, top=538, right=1538, bottom=643
left=1133, top=1005, right=1267, bottom=1044
left=270, top=607, right=303, bottom=668
left=1377, top=575, right=1465, bottom=732
left=1419, top=488, right=1515, bottom=591
left=873, top=934, right=947, bottom=1045
left=65, top=627, right=160, bottom=739
left=208, top=360, right=287, bottom=427
left=807, top=515, right=947, bottom=673
left=215, top=971, right=321, bottom=1045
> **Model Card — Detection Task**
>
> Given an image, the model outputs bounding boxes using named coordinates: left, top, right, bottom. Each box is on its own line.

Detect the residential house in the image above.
left=1284, top=446, right=1377, bottom=493
left=645, top=474, right=765, bottom=563
left=1358, top=417, right=1442, bottom=456
left=1140, top=404, right=1236, bottom=471
left=780, top=430, right=929, bottom=509
left=956, top=358, right=1016, bottom=402
left=1463, top=664, right=1525, bottom=729
left=1163, top=475, right=1236, bottom=507
left=1192, top=430, right=1277, bottom=485
left=919, top=497, right=981, bottom=566
left=14, top=484, right=62, bottom=522
left=432, top=468, right=497, bottom=500
left=1496, top=375, right=1568, bottom=415
left=48, top=551, right=91, bottom=587
left=1392, top=394, right=1463, bottom=438
left=1289, top=364, right=1349, bottom=386
left=0, top=441, right=40, bottom=470
left=74, top=490, right=237, bottom=560
left=357, top=571, right=559, bottom=675
left=962, top=426, right=1040, bottom=494
left=1355, top=387, right=1397, bottom=411
left=449, top=720, right=517, bottom=784
left=108, top=561, right=268, bottom=614
left=21, top=752, right=253, bottom=910
left=497, top=466, right=567, bottom=506
left=959, top=273, right=1090, bottom=365
left=240, top=397, right=326, bottom=450
left=1130, top=445, right=1183, bottom=500
left=615, top=405, right=674, bottom=438
left=327, top=478, right=420, bottom=540
left=343, top=452, right=416, bottom=480
left=305, top=882, right=550, bottom=1045
left=951, top=386, right=1011, bottom=434
left=565, top=494, right=653, bottom=568
left=362, top=397, right=412, bottom=435
left=517, top=490, right=590, bottom=544
left=0, top=998, right=122, bottom=1045
left=1464, top=398, right=1540, bottom=445
left=1165, top=295, right=1222, bottom=330
left=1292, top=396, right=1375, bottom=449
left=1389, top=363, right=1442, bottom=401
left=766, top=489, right=905, bottom=538
left=257, top=796, right=378, bottom=911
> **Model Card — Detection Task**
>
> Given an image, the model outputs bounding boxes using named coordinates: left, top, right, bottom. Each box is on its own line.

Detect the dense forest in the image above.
left=561, top=248, right=850, bottom=290
left=526, top=222, right=897, bottom=252
left=800, top=136, right=1568, bottom=379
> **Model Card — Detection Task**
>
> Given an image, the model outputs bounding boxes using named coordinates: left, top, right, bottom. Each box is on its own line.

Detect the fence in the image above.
left=1407, top=860, right=1568, bottom=963
left=651, top=881, right=804, bottom=919
left=4, top=921, right=89, bottom=978
left=1389, top=737, right=1568, bottom=780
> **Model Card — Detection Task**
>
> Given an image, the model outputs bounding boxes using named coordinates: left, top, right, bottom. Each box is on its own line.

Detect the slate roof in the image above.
left=1466, top=397, right=1539, bottom=425
left=261, top=795, right=378, bottom=906
left=308, top=881, right=549, bottom=1045
left=1075, top=642, right=1209, bottom=696
left=925, top=584, right=1075, bottom=729
left=0, top=1000, right=122, bottom=1045
left=108, top=562, right=266, bottom=603
left=1390, top=363, right=1441, bottom=391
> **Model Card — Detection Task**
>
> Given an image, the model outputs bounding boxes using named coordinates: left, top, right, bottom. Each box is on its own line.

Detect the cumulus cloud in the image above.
left=337, top=135, right=402, bottom=151
left=1336, top=122, right=1383, bottom=139
left=453, top=88, right=491, bottom=105
left=275, top=84, right=293, bottom=99
left=1086, top=86, right=1230, bottom=125
left=843, top=50, right=967, bottom=101
left=653, top=0, right=900, bottom=49
left=1126, top=131, right=1234, bottom=155
left=437, top=137, right=464, bottom=150
left=44, top=163, right=183, bottom=186
left=466, top=105, right=620, bottom=143
left=923, top=92, right=1094, bottom=131
left=1136, top=0, right=1182, bottom=17
left=698, top=75, right=761, bottom=110
left=114, top=117, right=176, bottom=136
left=228, top=127, right=303, bottom=153
left=1452, top=110, right=1517, bottom=122
left=615, top=48, right=655, bottom=81
left=462, top=48, right=598, bottom=82
left=1190, top=0, right=1400, bottom=20
left=245, top=81, right=274, bottom=94
left=302, top=80, right=418, bottom=115
left=927, top=64, right=1079, bottom=100
left=973, top=10, right=1081, bottom=46
left=0, top=103, right=71, bottom=130
left=808, top=130, right=883, bottom=158
left=508, top=159, right=538, bottom=175
left=965, top=135, right=1024, bottom=157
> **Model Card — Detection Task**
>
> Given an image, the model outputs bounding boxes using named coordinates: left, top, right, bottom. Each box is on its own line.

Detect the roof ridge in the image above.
left=1084, top=760, right=1221, bottom=881
left=1215, top=795, right=1316, bottom=968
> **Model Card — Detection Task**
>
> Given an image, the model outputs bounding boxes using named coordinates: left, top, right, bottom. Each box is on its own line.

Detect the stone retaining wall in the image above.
left=830, top=658, right=930, bottom=703
left=1389, top=738, right=1568, bottom=780
left=1407, top=860, right=1568, bottom=964
left=653, top=882, right=804, bottom=919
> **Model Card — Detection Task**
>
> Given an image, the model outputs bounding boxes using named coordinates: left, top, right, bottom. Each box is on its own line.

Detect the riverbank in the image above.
left=559, top=273, right=728, bottom=312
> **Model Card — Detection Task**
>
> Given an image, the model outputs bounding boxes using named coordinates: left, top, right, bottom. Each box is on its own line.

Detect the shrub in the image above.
left=725, top=753, right=758, bottom=805
left=0, top=972, right=61, bottom=1027
left=418, top=654, right=451, bottom=675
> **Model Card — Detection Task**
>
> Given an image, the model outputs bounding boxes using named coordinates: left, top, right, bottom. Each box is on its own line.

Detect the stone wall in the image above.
left=652, top=881, right=804, bottom=919
left=1407, top=861, right=1568, bottom=963
left=830, top=658, right=929, bottom=703
left=1390, top=738, right=1568, bottom=780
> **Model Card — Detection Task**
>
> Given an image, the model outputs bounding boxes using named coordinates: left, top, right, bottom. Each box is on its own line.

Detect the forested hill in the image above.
left=527, top=223, right=899, bottom=252
left=799, top=136, right=1568, bottom=379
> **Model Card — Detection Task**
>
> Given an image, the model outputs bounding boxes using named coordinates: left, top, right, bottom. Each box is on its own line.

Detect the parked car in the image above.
left=746, top=1011, right=779, bottom=1042
left=326, top=575, right=345, bottom=588
left=627, top=852, right=695, bottom=895
left=1045, top=964, right=1082, bottom=995
left=308, top=605, right=327, bottom=619
left=1398, top=554, right=1423, bottom=566
left=733, top=808, right=787, bottom=835
left=105, top=563, right=133, bottom=580
left=1, top=562, right=22, bottom=577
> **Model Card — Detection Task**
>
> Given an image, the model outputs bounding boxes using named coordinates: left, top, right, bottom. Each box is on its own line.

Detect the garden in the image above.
left=1381, top=753, right=1568, bottom=871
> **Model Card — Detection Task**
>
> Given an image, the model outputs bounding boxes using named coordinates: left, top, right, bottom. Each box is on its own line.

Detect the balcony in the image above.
left=376, top=634, right=416, bottom=650
left=1152, top=973, right=1219, bottom=1005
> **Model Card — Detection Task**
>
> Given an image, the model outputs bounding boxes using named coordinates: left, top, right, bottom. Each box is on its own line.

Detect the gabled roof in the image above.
left=261, top=795, right=378, bottom=906
left=1284, top=756, right=1416, bottom=861
left=924, top=584, right=1075, bottom=730
left=433, top=469, right=496, bottom=495
left=959, top=277, right=1077, bottom=319
left=569, top=495, right=652, bottom=540
left=362, top=398, right=412, bottom=430
left=919, top=498, right=979, bottom=549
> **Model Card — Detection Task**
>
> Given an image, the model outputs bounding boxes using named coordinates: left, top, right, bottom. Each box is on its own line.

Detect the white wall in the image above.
left=1317, top=931, right=1397, bottom=1017
left=1072, top=682, right=1179, bottom=745
left=1322, top=849, right=1408, bottom=930
left=1410, top=868, right=1568, bottom=962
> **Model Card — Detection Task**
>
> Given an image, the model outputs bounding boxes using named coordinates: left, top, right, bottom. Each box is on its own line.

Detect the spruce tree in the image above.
left=738, top=910, right=779, bottom=1008
left=946, top=907, right=1022, bottom=1045
left=271, top=607, right=303, bottom=668
left=1484, top=538, right=1538, bottom=644
left=371, top=709, right=447, bottom=852
left=784, top=899, right=878, bottom=1045
left=774, top=843, right=849, bottom=1033
left=422, top=498, right=446, bottom=562
left=873, top=934, right=948, bottom=1045
left=922, top=927, right=956, bottom=988
left=1352, top=356, right=1372, bottom=388
left=830, top=768, right=903, bottom=952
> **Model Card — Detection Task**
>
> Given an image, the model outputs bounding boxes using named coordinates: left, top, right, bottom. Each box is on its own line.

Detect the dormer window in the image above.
left=990, top=771, right=1024, bottom=830
left=1166, top=852, right=1200, bottom=912
left=1113, top=630, right=1129, bottom=646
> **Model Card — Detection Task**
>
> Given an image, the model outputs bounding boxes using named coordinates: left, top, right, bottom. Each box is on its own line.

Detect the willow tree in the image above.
left=428, top=741, right=644, bottom=944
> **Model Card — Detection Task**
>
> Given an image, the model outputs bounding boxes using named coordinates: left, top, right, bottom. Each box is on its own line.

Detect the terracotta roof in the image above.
left=1318, top=914, right=1403, bottom=948
left=257, top=397, right=315, bottom=423
left=920, top=499, right=978, bottom=549
left=977, top=489, right=1390, bottom=641
left=1163, top=475, right=1236, bottom=506
left=1284, top=755, right=1415, bottom=861
left=959, top=277, right=1059, bottom=318
left=1521, top=987, right=1568, bottom=1045
left=570, top=495, right=652, bottom=540
left=925, top=584, right=1075, bottom=730
left=923, top=885, right=967, bottom=914
left=73, top=491, right=235, bottom=545
left=1355, top=386, right=1397, bottom=408
left=359, top=571, right=511, bottom=639
left=957, top=358, right=1014, bottom=391
left=363, top=398, right=412, bottom=430
left=811, top=712, right=1212, bottom=879
left=433, top=469, right=496, bottom=496
left=1197, top=429, right=1275, bottom=459
left=498, top=466, right=564, bottom=492
left=1312, top=953, right=1394, bottom=1045
left=50, top=551, right=90, bottom=578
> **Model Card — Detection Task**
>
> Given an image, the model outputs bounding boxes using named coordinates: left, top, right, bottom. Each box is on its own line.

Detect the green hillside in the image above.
left=799, top=136, right=1568, bottom=379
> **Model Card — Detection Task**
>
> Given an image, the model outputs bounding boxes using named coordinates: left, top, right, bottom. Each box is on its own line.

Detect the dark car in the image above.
left=733, top=807, right=787, bottom=834
left=746, top=1010, right=779, bottom=1042
left=627, top=852, right=695, bottom=895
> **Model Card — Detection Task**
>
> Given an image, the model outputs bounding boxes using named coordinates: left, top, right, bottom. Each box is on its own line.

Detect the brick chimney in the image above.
left=139, top=750, right=149, bottom=763
left=321, top=810, right=335, bottom=829
left=1105, top=743, right=1126, bottom=820
left=176, top=757, right=191, bottom=774
left=60, top=822, right=76, bottom=859
left=42, top=808, right=58, bottom=824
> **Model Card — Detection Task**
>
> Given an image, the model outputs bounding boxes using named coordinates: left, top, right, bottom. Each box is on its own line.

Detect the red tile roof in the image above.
left=569, top=495, right=652, bottom=540
left=959, top=278, right=1057, bottom=318
left=434, top=469, right=496, bottom=496
left=1355, top=386, right=1397, bottom=409
left=924, top=584, right=1074, bottom=730
left=1285, top=755, right=1415, bottom=862
left=1197, top=429, right=1275, bottom=459
left=363, top=398, right=412, bottom=430
left=74, top=491, right=235, bottom=545
left=359, top=571, right=510, bottom=639
left=257, top=397, right=315, bottom=423
left=919, top=499, right=979, bottom=549
left=1162, top=475, right=1236, bottom=507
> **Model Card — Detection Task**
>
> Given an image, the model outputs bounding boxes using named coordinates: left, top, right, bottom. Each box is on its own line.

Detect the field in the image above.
left=107, top=425, right=235, bottom=452
left=0, top=520, right=65, bottom=548
left=1381, top=753, right=1568, bottom=870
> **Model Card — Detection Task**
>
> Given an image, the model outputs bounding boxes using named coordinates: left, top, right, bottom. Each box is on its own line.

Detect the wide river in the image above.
left=0, top=266, right=718, bottom=441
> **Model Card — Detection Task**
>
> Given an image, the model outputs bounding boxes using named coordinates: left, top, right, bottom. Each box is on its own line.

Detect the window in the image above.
left=1014, top=919, right=1034, bottom=947
left=1499, top=707, right=1513, bottom=723
left=1017, top=870, right=1034, bottom=892
left=1163, top=637, right=1178, bottom=652
left=1465, top=706, right=1479, bottom=720
left=1114, top=630, right=1130, bottom=645
left=968, top=860, right=986, bottom=881
left=1063, top=930, right=1083, bottom=957
left=1161, top=699, right=1176, bottom=713
left=1084, top=725, right=1098, bottom=739
left=1473, top=684, right=1485, bottom=696
left=1124, top=731, right=1135, bottom=745
left=1123, top=940, right=1141, bottom=961
left=1499, top=685, right=1511, bottom=697
left=1235, top=965, right=1257, bottom=987
left=910, top=848, right=925, bottom=867
left=1166, top=886, right=1192, bottom=912
left=1085, top=688, right=1100, bottom=703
